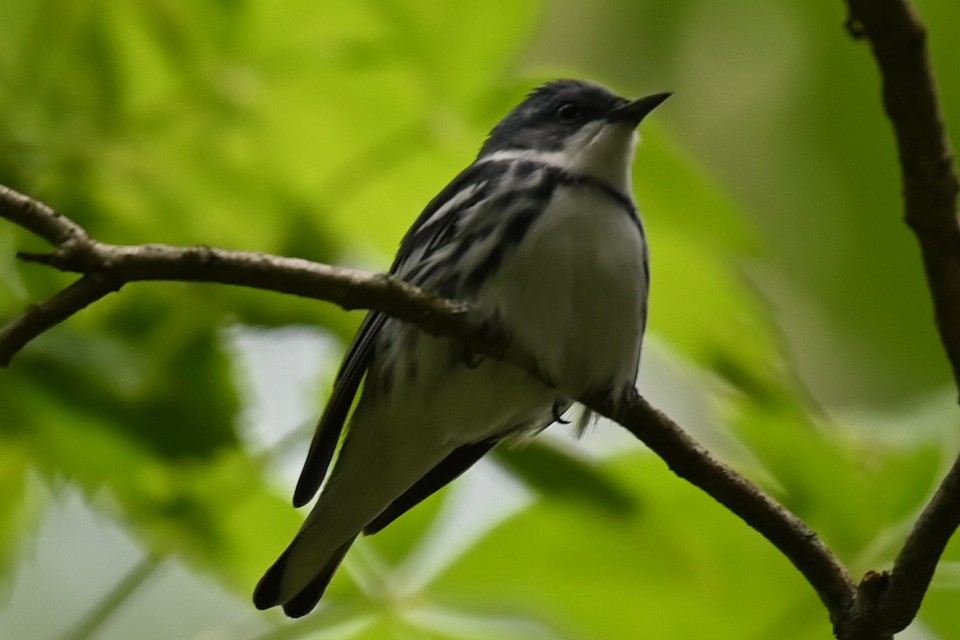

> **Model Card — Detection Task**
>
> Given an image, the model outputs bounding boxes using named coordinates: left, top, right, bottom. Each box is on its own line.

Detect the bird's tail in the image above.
left=253, top=418, right=453, bottom=617
left=253, top=533, right=357, bottom=617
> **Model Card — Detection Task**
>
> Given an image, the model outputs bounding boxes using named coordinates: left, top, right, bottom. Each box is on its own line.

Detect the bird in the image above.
left=253, top=79, right=669, bottom=617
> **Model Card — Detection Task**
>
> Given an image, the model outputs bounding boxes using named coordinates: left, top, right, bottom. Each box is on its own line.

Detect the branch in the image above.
left=0, top=184, right=88, bottom=246
left=847, top=0, right=960, bottom=380
left=844, top=0, right=960, bottom=636
left=59, top=556, right=160, bottom=640
left=594, top=391, right=856, bottom=623
left=1, top=241, right=479, bottom=367
left=0, top=183, right=856, bottom=625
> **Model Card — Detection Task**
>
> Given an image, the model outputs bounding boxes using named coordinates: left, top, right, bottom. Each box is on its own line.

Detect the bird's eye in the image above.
left=556, top=102, right=581, bottom=122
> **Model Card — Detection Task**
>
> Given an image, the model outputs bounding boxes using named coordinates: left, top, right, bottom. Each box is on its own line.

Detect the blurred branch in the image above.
left=59, top=556, right=159, bottom=640
left=843, top=0, right=960, bottom=637
left=0, top=182, right=857, bottom=627
left=246, top=601, right=373, bottom=640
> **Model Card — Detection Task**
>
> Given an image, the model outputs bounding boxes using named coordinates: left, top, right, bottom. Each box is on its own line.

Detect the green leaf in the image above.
left=494, top=441, right=636, bottom=517
left=434, top=452, right=833, bottom=639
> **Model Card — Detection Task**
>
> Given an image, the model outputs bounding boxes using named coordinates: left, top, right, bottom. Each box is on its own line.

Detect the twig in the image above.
left=847, top=0, right=960, bottom=381
left=883, top=454, right=960, bottom=628
left=58, top=556, right=160, bottom=640
left=843, top=0, right=960, bottom=636
left=0, top=184, right=88, bottom=246
left=0, top=183, right=856, bottom=629
left=596, top=391, right=857, bottom=622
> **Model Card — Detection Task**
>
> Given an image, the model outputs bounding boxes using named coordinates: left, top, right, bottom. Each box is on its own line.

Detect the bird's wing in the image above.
left=253, top=533, right=357, bottom=617
left=292, top=160, right=499, bottom=508
left=393, top=159, right=500, bottom=270
left=362, top=438, right=499, bottom=535
left=293, top=311, right=386, bottom=507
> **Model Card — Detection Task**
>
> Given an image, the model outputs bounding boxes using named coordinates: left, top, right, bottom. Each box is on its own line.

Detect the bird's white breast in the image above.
left=477, top=183, right=648, bottom=399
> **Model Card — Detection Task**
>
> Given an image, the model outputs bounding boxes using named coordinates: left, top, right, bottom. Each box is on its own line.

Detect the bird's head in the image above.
left=479, top=79, right=670, bottom=191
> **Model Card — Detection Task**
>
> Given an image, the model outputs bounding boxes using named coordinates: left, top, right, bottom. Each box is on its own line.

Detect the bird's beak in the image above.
left=606, top=92, right=672, bottom=125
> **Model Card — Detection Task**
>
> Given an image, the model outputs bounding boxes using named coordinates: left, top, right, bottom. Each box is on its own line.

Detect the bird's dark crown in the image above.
left=478, top=79, right=629, bottom=158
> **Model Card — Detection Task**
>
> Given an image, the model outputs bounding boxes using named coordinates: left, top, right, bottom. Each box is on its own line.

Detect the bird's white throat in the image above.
left=480, top=121, right=639, bottom=194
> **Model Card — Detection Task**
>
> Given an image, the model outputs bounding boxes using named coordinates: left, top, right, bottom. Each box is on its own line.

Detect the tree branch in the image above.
left=595, top=391, right=856, bottom=623
left=847, top=0, right=960, bottom=381
left=843, top=0, right=960, bottom=636
left=0, top=182, right=857, bottom=628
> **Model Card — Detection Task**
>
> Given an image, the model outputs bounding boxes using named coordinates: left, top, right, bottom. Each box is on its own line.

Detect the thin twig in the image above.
left=244, top=602, right=373, bottom=640
left=883, top=454, right=960, bottom=628
left=58, top=556, right=160, bottom=640
left=0, top=184, right=87, bottom=246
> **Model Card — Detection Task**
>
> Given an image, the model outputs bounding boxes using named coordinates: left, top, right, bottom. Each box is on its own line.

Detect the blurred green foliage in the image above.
left=2, top=0, right=960, bottom=639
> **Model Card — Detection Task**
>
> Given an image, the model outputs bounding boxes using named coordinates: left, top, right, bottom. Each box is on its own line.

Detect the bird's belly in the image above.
left=372, top=334, right=554, bottom=445
left=478, top=186, right=648, bottom=398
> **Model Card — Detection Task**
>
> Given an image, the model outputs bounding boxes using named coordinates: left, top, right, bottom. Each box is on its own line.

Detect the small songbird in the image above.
left=253, top=79, right=669, bottom=616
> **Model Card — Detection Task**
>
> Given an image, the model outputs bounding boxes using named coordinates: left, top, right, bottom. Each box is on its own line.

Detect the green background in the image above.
left=1, top=1, right=959, bottom=638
